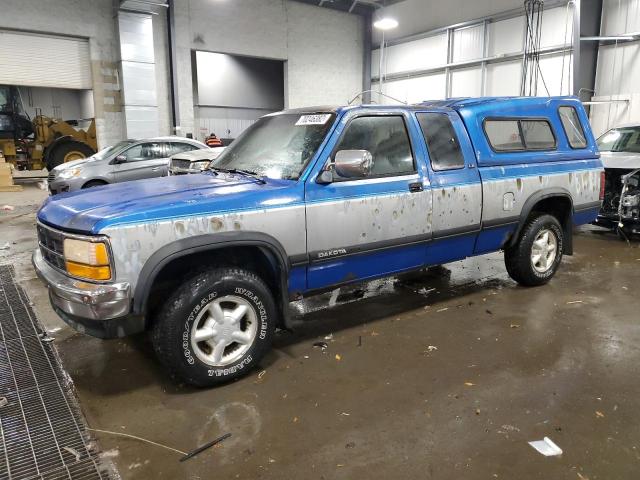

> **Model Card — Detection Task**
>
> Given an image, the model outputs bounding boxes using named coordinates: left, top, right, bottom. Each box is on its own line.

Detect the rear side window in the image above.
left=416, top=113, right=465, bottom=170
left=558, top=106, right=587, bottom=148
left=168, top=142, right=198, bottom=156
left=521, top=120, right=556, bottom=149
left=485, top=119, right=556, bottom=152
left=485, top=120, right=523, bottom=151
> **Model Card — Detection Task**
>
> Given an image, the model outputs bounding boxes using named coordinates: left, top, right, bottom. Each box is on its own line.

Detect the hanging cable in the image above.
left=560, top=1, right=575, bottom=95
left=521, top=0, right=545, bottom=96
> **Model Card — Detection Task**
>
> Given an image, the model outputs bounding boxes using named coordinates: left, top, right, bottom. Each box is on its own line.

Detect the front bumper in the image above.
left=32, top=249, right=143, bottom=338
left=48, top=177, right=85, bottom=195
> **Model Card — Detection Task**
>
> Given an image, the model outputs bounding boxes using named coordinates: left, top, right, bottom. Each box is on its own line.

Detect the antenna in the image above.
left=348, top=90, right=408, bottom=106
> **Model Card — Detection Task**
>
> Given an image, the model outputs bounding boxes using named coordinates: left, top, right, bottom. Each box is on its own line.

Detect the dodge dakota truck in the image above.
left=33, top=96, right=603, bottom=386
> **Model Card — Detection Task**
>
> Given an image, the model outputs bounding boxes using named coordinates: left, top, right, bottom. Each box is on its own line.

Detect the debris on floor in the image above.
left=180, top=433, right=232, bottom=462
left=312, top=341, right=328, bottom=351
left=0, top=397, right=7, bottom=408
left=528, top=437, right=563, bottom=456
left=0, top=242, right=10, bottom=250
left=1, top=205, right=14, bottom=211
left=500, top=424, right=520, bottom=432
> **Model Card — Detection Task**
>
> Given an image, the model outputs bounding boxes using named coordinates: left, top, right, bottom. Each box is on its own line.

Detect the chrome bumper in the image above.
left=32, top=249, right=131, bottom=321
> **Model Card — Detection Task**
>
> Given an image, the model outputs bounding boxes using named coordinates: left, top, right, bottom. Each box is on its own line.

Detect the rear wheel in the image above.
left=47, top=141, right=95, bottom=170
left=504, top=213, right=564, bottom=286
left=151, top=268, right=276, bottom=387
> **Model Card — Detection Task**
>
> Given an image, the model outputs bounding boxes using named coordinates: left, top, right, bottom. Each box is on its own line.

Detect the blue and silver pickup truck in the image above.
left=33, top=96, right=603, bottom=386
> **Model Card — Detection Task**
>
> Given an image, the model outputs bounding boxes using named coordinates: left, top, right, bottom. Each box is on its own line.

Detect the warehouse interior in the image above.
left=1, top=0, right=640, bottom=479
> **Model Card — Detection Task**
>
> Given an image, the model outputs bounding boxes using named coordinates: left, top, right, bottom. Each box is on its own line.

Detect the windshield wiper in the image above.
left=209, top=167, right=266, bottom=184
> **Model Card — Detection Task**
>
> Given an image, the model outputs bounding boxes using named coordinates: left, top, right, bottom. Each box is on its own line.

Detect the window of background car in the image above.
left=167, top=142, right=198, bottom=156
left=485, top=120, right=524, bottom=151
left=122, top=142, right=164, bottom=162
left=213, top=113, right=335, bottom=180
left=333, top=115, right=415, bottom=178
left=416, top=113, right=465, bottom=171
left=558, top=106, right=587, bottom=149
left=521, top=120, right=556, bottom=150
left=597, top=127, right=640, bottom=153
left=95, top=140, right=134, bottom=160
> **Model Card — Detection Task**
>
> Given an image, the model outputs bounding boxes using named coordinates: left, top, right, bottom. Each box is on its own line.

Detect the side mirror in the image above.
left=334, top=150, right=372, bottom=179
left=114, top=154, right=127, bottom=164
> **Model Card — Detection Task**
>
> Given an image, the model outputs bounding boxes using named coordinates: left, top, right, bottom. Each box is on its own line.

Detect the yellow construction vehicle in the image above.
left=0, top=85, right=97, bottom=171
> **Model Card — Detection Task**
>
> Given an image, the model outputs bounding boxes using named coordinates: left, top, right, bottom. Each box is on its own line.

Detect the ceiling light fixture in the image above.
left=373, top=17, right=398, bottom=30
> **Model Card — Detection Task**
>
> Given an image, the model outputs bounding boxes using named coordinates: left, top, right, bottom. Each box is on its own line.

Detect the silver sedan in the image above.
left=48, top=136, right=208, bottom=194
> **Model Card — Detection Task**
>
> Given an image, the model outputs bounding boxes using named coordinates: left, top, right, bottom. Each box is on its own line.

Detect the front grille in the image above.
left=37, top=224, right=66, bottom=271
left=47, top=171, right=56, bottom=183
left=170, top=159, right=193, bottom=170
left=0, top=265, right=115, bottom=479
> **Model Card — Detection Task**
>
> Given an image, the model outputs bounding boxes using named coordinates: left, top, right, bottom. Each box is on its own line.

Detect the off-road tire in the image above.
left=82, top=180, right=107, bottom=189
left=47, top=141, right=95, bottom=170
left=151, top=268, right=276, bottom=387
left=504, top=213, right=564, bottom=286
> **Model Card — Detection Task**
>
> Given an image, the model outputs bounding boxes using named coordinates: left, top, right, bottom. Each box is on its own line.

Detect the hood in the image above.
left=37, top=172, right=301, bottom=234
left=171, top=147, right=225, bottom=161
left=53, top=158, right=90, bottom=171
left=600, top=151, right=640, bottom=169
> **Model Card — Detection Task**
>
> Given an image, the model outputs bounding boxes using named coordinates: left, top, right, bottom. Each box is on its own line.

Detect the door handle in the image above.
left=409, top=182, right=423, bottom=193
left=151, top=167, right=160, bottom=171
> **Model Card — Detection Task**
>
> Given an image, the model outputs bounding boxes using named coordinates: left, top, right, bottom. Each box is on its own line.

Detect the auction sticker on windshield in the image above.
left=295, top=114, right=332, bottom=126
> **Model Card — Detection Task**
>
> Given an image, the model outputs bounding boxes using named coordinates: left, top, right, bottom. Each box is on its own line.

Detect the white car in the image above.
left=168, top=147, right=226, bottom=175
left=594, top=124, right=640, bottom=234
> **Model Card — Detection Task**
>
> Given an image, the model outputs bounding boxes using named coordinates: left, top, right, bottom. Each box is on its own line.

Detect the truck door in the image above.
left=414, top=111, right=482, bottom=264
left=114, top=142, right=167, bottom=182
left=304, top=111, right=432, bottom=291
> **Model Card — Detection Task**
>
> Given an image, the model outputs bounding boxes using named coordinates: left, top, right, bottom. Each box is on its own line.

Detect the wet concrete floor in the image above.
left=2, top=184, right=640, bottom=479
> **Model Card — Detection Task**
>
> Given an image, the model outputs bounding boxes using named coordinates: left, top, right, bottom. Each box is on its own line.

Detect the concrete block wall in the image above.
left=172, top=0, right=364, bottom=137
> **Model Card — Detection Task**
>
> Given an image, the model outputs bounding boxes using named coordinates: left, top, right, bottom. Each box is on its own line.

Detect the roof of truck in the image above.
left=276, top=96, right=582, bottom=117
left=416, top=95, right=580, bottom=110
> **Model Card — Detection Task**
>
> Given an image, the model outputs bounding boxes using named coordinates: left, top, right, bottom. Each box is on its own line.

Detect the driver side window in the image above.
left=334, top=115, right=415, bottom=178
left=122, top=142, right=164, bottom=162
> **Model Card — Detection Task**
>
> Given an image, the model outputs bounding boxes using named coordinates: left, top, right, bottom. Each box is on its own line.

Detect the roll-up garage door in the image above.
left=0, top=30, right=91, bottom=89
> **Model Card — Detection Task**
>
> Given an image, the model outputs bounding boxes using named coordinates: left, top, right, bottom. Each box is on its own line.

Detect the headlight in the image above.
left=63, top=238, right=111, bottom=280
left=192, top=160, right=212, bottom=171
left=58, top=167, right=82, bottom=179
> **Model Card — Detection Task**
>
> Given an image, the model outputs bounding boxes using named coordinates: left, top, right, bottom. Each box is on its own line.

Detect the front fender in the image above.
left=131, top=231, right=292, bottom=325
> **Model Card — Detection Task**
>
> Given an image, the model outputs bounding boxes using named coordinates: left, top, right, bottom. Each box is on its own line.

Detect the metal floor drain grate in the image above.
left=0, top=265, right=113, bottom=480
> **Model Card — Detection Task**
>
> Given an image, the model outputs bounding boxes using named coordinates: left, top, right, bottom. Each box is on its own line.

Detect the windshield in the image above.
left=94, top=140, right=135, bottom=160
left=212, top=112, right=335, bottom=180
left=597, top=127, right=640, bottom=153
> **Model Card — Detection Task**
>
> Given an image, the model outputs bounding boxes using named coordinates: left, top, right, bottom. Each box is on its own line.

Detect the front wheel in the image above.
left=504, top=213, right=564, bottom=286
left=151, top=268, right=276, bottom=387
